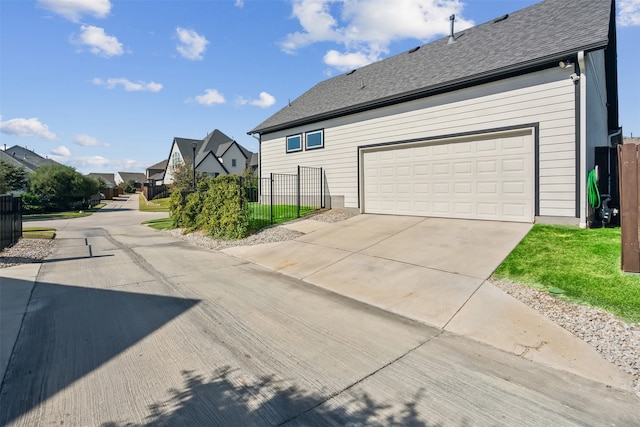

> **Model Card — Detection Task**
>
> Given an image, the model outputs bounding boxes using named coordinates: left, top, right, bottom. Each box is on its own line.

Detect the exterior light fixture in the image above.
left=559, top=59, right=573, bottom=69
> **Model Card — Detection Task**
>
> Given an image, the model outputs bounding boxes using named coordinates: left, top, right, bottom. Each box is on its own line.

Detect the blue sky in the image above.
left=1, top=0, right=639, bottom=174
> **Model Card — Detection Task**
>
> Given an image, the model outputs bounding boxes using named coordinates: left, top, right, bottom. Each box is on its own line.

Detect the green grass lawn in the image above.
left=139, top=196, right=171, bottom=212
left=22, top=227, right=56, bottom=239
left=143, top=217, right=174, bottom=230
left=23, top=203, right=106, bottom=220
left=494, top=224, right=640, bottom=323
left=248, top=203, right=316, bottom=225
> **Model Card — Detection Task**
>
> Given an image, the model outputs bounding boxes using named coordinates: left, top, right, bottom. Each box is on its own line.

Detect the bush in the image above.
left=169, top=175, right=250, bottom=239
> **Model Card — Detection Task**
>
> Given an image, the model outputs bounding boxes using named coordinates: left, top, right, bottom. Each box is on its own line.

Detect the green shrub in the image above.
left=169, top=189, right=188, bottom=227
left=168, top=175, right=250, bottom=239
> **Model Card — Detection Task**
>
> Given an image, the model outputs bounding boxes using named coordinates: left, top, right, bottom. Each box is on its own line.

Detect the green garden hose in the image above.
left=587, top=169, right=600, bottom=209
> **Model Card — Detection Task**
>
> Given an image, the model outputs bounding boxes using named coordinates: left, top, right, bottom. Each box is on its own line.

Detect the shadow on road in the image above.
left=101, top=366, right=452, bottom=426
left=0, top=279, right=200, bottom=426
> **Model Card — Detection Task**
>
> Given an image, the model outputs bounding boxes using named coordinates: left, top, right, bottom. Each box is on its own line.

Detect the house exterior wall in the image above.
left=260, top=66, right=578, bottom=218
left=198, top=154, right=227, bottom=177
left=585, top=49, right=609, bottom=168
left=114, top=173, right=124, bottom=185
left=163, top=143, right=183, bottom=185
left=220, top=144, right=247, bottom=175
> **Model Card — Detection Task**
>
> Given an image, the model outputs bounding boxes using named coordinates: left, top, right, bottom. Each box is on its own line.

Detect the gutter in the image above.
left=249, top=133, right=261, bottom=178
left=578, top=51, right=587, bottom=229
left=608, top=127, right=622, bottom=147
left=250, top=43, right=609, bottom=136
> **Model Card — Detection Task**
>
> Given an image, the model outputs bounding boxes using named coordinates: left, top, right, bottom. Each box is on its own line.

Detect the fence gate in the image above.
left=0, top=195, right=22, bottom=251
left=618, top=144, right=640, bottom=273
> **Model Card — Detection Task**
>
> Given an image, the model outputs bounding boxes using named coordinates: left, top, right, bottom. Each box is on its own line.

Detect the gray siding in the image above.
left=261, top=67, right=577, bottom=218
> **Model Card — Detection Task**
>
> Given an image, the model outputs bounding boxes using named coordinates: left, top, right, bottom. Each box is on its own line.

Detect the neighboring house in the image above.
left=1, top=145, right=59, bottom=174
left=249, top=0, right=620, bottom=228
left=146, top=160, right=168, bottom=185
left=163, top=129, right=256, bottom=185
left=87, top=173, right=116, bottom=188
left=115, top=172, right=146, bottom=187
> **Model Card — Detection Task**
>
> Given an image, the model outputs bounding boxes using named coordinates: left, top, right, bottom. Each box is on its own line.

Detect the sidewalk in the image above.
left=0, top=263, right=41, bottom=383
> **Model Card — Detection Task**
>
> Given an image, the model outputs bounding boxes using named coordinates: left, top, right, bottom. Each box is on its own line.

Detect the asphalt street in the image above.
left=1, top=195, right=638, bottom=426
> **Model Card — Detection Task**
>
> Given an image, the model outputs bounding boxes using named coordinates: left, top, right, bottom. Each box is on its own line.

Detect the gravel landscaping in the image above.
left=1, top=208, right=637, bottom=396
left=0, top=238, right=55, bottom=268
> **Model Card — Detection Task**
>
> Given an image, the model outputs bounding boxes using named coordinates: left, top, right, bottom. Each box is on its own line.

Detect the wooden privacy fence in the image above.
left=618, top=144, right=640, bottom=273
left=0, top=195, right=22, bottom=251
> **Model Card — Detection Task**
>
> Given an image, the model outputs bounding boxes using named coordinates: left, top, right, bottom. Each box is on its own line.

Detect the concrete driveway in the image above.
left=224, top=214, right=631, bottom=388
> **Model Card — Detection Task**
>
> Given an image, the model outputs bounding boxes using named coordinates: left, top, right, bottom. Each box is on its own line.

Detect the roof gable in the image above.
left=117, top=172, right=146, bottom=183
left=250, top=0, right=613, bottom=134
left=196, top=151, right=229, bottom=174
left=147, top=159, right=167, bottom=171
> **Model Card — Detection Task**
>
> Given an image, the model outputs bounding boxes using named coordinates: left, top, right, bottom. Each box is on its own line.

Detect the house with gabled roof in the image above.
left=163, top=129, right=256, bottom=185
left=249, top=0, right=621, bottom=228
left=1, top=145, right=59, bottom=173
left=146, top=159, right=168, bottom=184
left=87, top=173, right=116, bottom=188
left=115, top=172, right=146, bottom=187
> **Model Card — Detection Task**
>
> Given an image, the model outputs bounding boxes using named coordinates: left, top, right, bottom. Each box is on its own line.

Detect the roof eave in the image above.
left=251, top=41, right=608, bottom=136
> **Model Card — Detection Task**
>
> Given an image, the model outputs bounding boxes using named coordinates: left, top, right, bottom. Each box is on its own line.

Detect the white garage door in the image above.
left=362, top=130, right=534, bottom=222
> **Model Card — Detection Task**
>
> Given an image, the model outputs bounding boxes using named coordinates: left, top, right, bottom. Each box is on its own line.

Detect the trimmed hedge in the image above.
left=169, top=175, right=250, bottom=239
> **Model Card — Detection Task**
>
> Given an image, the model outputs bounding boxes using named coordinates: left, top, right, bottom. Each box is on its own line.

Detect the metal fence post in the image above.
left=270, top=173, right=274, bottom=224
left=320, top=167, right=324, bottom=208
left=297, top=165, right=301, bottom=218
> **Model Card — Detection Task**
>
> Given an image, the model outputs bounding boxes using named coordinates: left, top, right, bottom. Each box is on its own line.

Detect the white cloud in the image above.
left=47, top=154, right=147, bottom=173
left=73, top=25, right=124, bottom=57
left=619, top=0, right=640, bottom=26
left=235, top=0, right=244, bottom=7
left=38, top=0, right=111, bottom=22
left=93, top=77, right=163, bottom=92
left=194, top=89, right=226, bottom=105
left=282, top=0, right=473, bottom=69
left=240, top=92, right=276, bottom=108
left=74, top=134, right=110, bottom=147
left=0, top=116, right=57, bottom=140
left=176, top=27, right=209, bottom=60
left=323, top=49, right=378, bottom=71
left=51, top=145, right=71, bottom=157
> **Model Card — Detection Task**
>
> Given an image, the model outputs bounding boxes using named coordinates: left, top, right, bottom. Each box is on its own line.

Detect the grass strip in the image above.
left=22, top=227, right=56, bottom=239
left=139, top=195, right=171, bottom=212
left=23, top=204, right=106, bottom=220
left=143, top=217, right=174, bottom=230
left=494, top=224, right=640, bottom=323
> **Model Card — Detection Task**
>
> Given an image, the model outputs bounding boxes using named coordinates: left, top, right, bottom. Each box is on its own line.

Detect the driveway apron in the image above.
left=224, top=214, right=632, bottom=389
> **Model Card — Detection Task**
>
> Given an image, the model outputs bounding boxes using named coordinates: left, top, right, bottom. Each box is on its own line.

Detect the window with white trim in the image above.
left=305, top=129, right=324, bottom=150
left=286, top=134, right=302, bottom=153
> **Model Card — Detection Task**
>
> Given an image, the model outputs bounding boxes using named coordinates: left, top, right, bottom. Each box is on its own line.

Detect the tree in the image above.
left=29, top=164, right=99, bottom=210
left=170, top=162, right=207, bottom=190
left=0, top=160, right=28, bottom=194
left=118, top=179, right=136, bottom=194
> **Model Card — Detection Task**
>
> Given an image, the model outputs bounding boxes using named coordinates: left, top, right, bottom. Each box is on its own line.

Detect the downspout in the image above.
left=250, top=132, right=261, bottom=178
left=578, top=51, right=588, bottom=228
left=608, top=127, right=622, bottom=147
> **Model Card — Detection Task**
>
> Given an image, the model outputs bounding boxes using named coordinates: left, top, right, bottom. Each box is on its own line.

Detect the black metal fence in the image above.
left=1, top=195, right=22, bottom=251
left=244, top=166, right=324, bottom=229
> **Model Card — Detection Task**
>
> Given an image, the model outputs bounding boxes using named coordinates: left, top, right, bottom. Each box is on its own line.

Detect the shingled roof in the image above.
left=250, top=0, right=614, bottom=135
left=1, top=145, right=58, bottom=172
left=168, top=129, right=255, bottom=176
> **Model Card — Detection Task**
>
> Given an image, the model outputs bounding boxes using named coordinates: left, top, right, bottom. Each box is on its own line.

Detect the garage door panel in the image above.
left=363, top=132, right=534, bottom=222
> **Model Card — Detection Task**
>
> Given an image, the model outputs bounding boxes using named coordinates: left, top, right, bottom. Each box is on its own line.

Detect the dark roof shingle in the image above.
left=250, top=0, right=612, bottom=134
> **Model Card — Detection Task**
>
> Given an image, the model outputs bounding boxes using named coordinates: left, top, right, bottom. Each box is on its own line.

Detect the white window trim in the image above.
left=286, top=134, right=303, bottom=153
left=305, top=129, right=324, bottom=150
